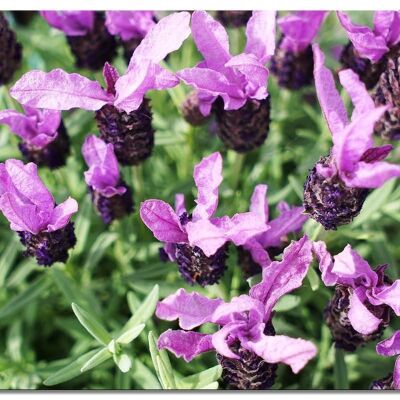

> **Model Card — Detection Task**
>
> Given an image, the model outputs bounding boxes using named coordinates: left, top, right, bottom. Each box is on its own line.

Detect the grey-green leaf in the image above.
left=117, top=324, right=145, bottom=344
left=80, top=347, right=112, bottom=373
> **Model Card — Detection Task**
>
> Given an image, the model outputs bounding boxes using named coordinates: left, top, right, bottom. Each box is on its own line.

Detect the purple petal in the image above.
left=249, top=184, right=269, bottom=222
left=278, top=11, right=326, bottom=53
left=259, top=205, right=308, bottom=249
left=360, top=145, right=393, bottom=163
left=174, top=194, right=186, bottom=216
left=312, top=44, right=348, bottom=136
left=395, top=357, right=400, bottom=389
left=102, top=62, right=120, bottom=95
left=227, top=212, right=269, bottom=247
left=105, top=11, right=156, bottom=41
left=337, top=11, right=389, bottom=62
left=40, top=11, right=94, bottom=36
left=46, top=197, right=78, bottom=232
left=242, top=238, right=272, bottom=269
left=338, top=69, right=375, bottom=120
left=212, top=323, right=241, bottom=359
left=191, top=11, right=231, bottom=69
left=140, top=200, right=187, bottom=243
left=245, top=332, right=317, bottom=373
left=373, top=11, right=400, bottom=46
left=369, top=280, right=400, bottom=315
left=342, top=160, right=400, bottom=189
left=245, top=11, right=276, bottom=63
left=158, top=330, right=214, bottom=362
left=250, top=236, right=313, bottom=320
left=156, top=288, right=223, bottom=330
left=348, top=287, right=382, bottom=335
left=10, top=69, right=112, bottom=111
left=332, top=244, right=377, bottom=287
left=333, top=107, right=387, bottom=174
left=312, top=241, right=338, bottom=286
left=186, top=219, right=228, bottom=257
left=0, top=110, right=37, bottom=141
left=376, top=330, right=400, bottom=357
left=128, top=12, right=191, bottom=68
left=192, top=152, right=223, bottom=221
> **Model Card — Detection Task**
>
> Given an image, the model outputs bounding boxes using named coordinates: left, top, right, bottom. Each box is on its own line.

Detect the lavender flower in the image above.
left=372, top=331, right=400, bottom=390
left=41, top=11, right=116, bottom=71
left=313, top=241, right=399, bottom=351
left=0, top=159, right=78, bottom=266
left=177, top=11, right=276, bottom=151
left=156, top=236, right=317, bottom=389
left=238, top=184, right=308, bottom=278
left=0, top=12, right=22, bottom=85
left=271, top=11, right=327, bottom=90
left=82, top=135, right=133, bottom=224
left=10, top=12, right=191, bottom=166
left=338, top=11, right=400, bottom=89
left=140, top=152, right=268, bottom=286
left=303, top=44, right=400, bottom=230
left=0, top=106, right=70, bottom=169
left=105, top=11, right=156, bottom=62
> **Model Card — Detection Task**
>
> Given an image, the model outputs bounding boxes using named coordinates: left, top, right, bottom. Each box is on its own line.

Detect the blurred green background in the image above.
left=0, top=10, right=399, bottom=390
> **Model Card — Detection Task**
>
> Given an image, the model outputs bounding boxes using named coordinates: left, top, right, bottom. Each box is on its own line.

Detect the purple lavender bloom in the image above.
left=40, top=11, right=116, bottom=71
left=0, top=105, right=70, bottom=169
left=10, top=12, right=191, bottom=165
left=82, top=135, right=133, bottom=224
left=338, top=11, right=400, bottom=89
left=105, top=11, right=156, bottom=63
left=313, top=241, right=399, bottom=350
left=373, top=331, right=400, bottom=389
left=271, top=11, right=327, bottom=90
left=177, top=11, right=276, bottom=151
left=156, top=236, right=317, bottom=389
left=303, top=44, right=400, bottom=229
left=0, top=159, right=78, bottom=266
left=238, top=184, right=308, bottom=277
left=140, top=152, right=269, bottom=286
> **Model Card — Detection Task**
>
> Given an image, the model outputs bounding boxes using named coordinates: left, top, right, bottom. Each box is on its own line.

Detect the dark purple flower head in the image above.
left=313, top=241, right=400, bottom=336
left=40, top=11, right=95, bottom=36
left=177, top=11, right=276, bottom=117
left=140, top=152, right=269, bottom=259
left=278, top=11, right=327, bottom=54
left=338, top=11, right=400, bottom=63
left=0, top=159, right=78, bottom=234
left=376, top=331, right=400, bottom=389
left=0, top=105, right=61, bottom=149
left=10, top=12, right=191, bottom=115
left=240, top=184, right=308, bottom=269
left=156, top=236, right=317, bottom=374
left=312, top=44, right=400, bottom=188
left=105, top=11, right=156, bottom=41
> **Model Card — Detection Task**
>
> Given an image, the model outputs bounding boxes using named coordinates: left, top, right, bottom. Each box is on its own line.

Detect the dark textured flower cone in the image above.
left=375, top=54, right=400, bottom=107
left=67, top=12, right=117, bottom=71
left=181, top=91, right=210, bottom=126
left=217, top=322, right=277, bottom=390
left=340, top=42, right=385, bottom=90
left=95, top=99, right=154, bottom=166
left=17, top=222, right=77, bottom=266
left=214, top=96, right=271, bottom=153
left=89, top=181, right=134, bottom=224
left=0, top=12, right=22, bottom=85
left=12, top=11, right=36, bottom=25
left=303, top=155, right=370, bottom=230
left=18, top=120, right=70, bottom=169
left=175, top=243, right=228, bottom=287
left=324, top=285, right=392, bottom=352
left=270, top=41, right=314, bottom=90
left=216, top=11, right=252, bottom=27
left=370, top=374, right=394, bottom=390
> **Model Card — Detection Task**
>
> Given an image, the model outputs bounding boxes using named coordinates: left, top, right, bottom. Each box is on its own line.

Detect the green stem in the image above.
left=311, top=222, right=323, bottom=241
left=229, top=152, right=245, bottom=192
left=334, top=348, right=349, bottom=390
left=131, top=165, right=144, bottom=202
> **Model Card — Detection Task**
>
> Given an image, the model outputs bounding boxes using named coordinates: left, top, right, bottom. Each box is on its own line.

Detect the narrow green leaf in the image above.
left=72, top=197, right=92, bottom=256
left=177, top=365, right=222, bottom=389
left=43, top=349, right=98, bottom=386
left=148, top=331, right=161, bottom=380
left=306, top=267, right=320, bottom=291
left=83, top=232, right=117, bottom=271
left=274, top=294, right=301, bottom=312
left=0, top=235, right=19, bottom=285
left=0, top=275, right=50, bottom=319
left=131, top=359, right=161, bottom=390
left=117, top=324, right=145, bottom=344
left=156, top=355, right=175, bottom=389
left=199, top=382, right=219, bottom=389
left=80, top=347, right=112, bottom=373
left=71, top=303, right=111, bottom=345
left=113, top=352, right=132, bottom=373
left=334, top=348, right=349, bottom=389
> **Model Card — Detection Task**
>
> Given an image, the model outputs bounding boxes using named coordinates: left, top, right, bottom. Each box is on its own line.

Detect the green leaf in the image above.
left=43, top=349, right=98, bottom=386
left=121, top=285, right=159, bottom=333
left=80, top=347, right=112, bottom=373
left=334, top=348, right=349, bottom=389
left=83, top=232, right=118, bottom=271
left=117, top=324, right=145, bottom=344
left=274, top=294, right=301, bottom=312
left=176, top=365, right=222, bottom=389
left=156, top=356, right=175, bottom=389
left=199, top=382, right=219, bottom=389
left=247, top=273, right=262, bottom=288
left=72, top=197, right=92, bottom=256
left=71, top=303, right=111, bottom=346
left=0, top=235, right=19, bottom=286
left=0, top=275, right=50, bottom=319
left=306, top=267, right=320, bottom=291
left=113, top=353, right=132, bottom=373
left=131, top=359, right=161, bottom=390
